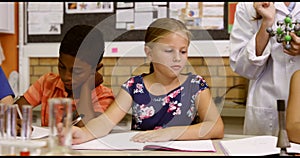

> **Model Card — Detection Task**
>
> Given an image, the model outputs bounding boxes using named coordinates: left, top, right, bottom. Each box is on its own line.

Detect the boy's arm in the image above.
left=14, top=96, right=31, bottom=112
left=95, top=71, right=103, bottom=86
left=0, top=95, right=14, bottom=105
left=95, top=63, right=104, bottom=87
left=77, top=63, right=106, bottom=125
left=76, top=73, right=100, bottom=125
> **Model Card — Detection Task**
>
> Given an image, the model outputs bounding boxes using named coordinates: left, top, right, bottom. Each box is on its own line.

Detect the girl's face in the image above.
left=58, top=53, right=92, bottom=93
left=146, top=31, right=189, bottom=77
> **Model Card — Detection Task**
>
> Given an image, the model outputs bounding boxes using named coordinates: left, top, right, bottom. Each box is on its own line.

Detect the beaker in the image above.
left=45, top=98, right=80, bottom=156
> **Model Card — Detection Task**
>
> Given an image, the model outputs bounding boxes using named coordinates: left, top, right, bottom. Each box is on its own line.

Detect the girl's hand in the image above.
left=57, top=123, right=94, bottom=144
left=283, top=32, right=300, bottom=56
left=253, top=2, right=275, bottom=25
left=130, top=128, right=177, bottom=143
left=71, top=126, right=94, bottom=145
left=58, top=123, right=93, bottom=145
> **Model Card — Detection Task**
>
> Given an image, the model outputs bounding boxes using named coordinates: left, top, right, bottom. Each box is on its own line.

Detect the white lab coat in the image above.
left=230, top=2, right=300, bottom=136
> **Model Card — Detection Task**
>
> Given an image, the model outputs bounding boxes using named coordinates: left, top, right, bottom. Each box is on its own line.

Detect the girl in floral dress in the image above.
left=70, top=18, right=224, bottom=145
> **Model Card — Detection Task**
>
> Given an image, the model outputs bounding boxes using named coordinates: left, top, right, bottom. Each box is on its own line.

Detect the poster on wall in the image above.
left=115, top=2, right=168, bottom=30
left=115, top=2, right=224, bottom=31
left=228, top=2, right=237, bottom=33
left=26, top=2, right=229, bottom=39
left=27, top=2, right=63, bottom=35
left=65, top=2, right=113, bottom=14
left=169, top=2, right=224, bottom=30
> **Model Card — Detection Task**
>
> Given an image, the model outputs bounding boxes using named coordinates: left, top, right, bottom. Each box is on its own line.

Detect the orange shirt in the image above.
left=23, top=73, right=114, bottom=126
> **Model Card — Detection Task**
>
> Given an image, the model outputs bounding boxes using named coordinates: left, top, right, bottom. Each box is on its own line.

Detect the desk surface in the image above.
left=0, top=134, right=249, bottom=156
left=73, top=134, right=250, bottom=156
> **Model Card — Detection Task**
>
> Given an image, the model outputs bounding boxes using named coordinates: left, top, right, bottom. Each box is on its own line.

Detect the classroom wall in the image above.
left=23, top=2, right=247, bottom=103
left=29, top=56, right=249, bottom=103
left=0, top=2, right=18, bottom=77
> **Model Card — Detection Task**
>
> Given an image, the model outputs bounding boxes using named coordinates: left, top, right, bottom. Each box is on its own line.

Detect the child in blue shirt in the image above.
left=0, top=66, right=14, bottom=105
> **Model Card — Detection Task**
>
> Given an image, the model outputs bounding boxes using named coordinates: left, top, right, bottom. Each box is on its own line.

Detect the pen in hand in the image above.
left=72, top=114, right=85, bottom=126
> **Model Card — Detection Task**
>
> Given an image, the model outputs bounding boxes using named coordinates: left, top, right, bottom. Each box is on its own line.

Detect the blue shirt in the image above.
left=287, top=2, right=295, bottom=12
left=121, top=72, right=209, bottom=130
left=0, top=67, right=14, bottom=100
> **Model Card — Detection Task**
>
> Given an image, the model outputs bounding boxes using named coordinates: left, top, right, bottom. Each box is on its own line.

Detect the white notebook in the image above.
left=72, top=131, right=216, bottom=152
left=220, top=135, right=300, bottom=156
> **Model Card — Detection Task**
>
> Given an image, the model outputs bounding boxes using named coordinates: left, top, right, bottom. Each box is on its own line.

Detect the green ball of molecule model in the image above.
left=277, top=28, right=283, bottom=35
left=285, top=35, right=292, bottom=41
left=285, top=16, right=292, bottom=24
left=266, top=14, right=300, bottom=49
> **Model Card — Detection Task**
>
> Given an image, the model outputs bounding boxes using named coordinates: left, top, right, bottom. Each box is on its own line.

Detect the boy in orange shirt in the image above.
left=15, top=25, right=114, bottom=128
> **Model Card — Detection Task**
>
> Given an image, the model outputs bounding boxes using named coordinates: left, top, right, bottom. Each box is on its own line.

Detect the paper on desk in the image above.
left=30, top=125, right=50, bottom=139
left=13, top=125, right=49, bottom=140
left=72, top=131, right=216, bottom=152
left=1, top=126, right=48, bottom=148
left=219, top=135, right=300, bottom=156
left=73, top=132, right=144, bottom=150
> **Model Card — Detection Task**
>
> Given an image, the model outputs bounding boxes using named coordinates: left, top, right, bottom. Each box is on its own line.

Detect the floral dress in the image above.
left=121, top=72, right=209, bottom=130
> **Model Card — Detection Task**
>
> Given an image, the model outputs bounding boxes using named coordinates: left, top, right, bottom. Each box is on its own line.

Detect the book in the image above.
left=72, top=131, right=216, bottom=152
left=219, top=135, right=300, bottom=156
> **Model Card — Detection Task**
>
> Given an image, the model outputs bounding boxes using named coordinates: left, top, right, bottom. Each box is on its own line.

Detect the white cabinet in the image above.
left=0, top=2, right=14, bottom=34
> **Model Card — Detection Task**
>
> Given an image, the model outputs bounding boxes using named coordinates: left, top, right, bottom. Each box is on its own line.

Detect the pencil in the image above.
left=72, top=114, right=84, bottom=126
left=15, top=104, right=23, bottom=120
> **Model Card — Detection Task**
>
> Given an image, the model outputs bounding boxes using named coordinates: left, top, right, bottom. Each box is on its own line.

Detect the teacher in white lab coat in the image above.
left=230, top=2, right=300, bottom=136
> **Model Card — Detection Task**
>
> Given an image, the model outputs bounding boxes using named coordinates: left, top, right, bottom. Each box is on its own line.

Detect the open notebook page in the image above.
left=72, top=131, right=216, bottom=152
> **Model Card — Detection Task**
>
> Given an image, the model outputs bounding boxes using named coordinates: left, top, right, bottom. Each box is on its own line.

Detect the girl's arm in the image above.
left=286, top=70, right=300, bottom=143
left=187, top=88, right=224, bottom=139
left=253, top=2, right=275, bottom=56
left=230, top=2, right=274, bottom=79
left=71, top=88, right=132, bottom=144
left=131, top=88, right=224, bottom=142
left=171, top=88, right=224, bottom=140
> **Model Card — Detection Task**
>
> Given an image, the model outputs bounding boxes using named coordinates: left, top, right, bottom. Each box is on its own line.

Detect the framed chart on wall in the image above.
left=26, top=2, right=230, bottom=43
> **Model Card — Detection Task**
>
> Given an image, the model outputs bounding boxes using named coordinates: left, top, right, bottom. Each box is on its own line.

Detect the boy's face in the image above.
left=58, top=53, right=92, bottom=93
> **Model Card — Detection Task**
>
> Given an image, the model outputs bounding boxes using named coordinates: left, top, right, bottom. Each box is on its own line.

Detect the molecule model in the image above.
left=266, top=14, right=300, bottom=49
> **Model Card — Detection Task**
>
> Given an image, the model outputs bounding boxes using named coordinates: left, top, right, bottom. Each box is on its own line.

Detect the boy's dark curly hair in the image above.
left=59, top=25, right=104, bottom=67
